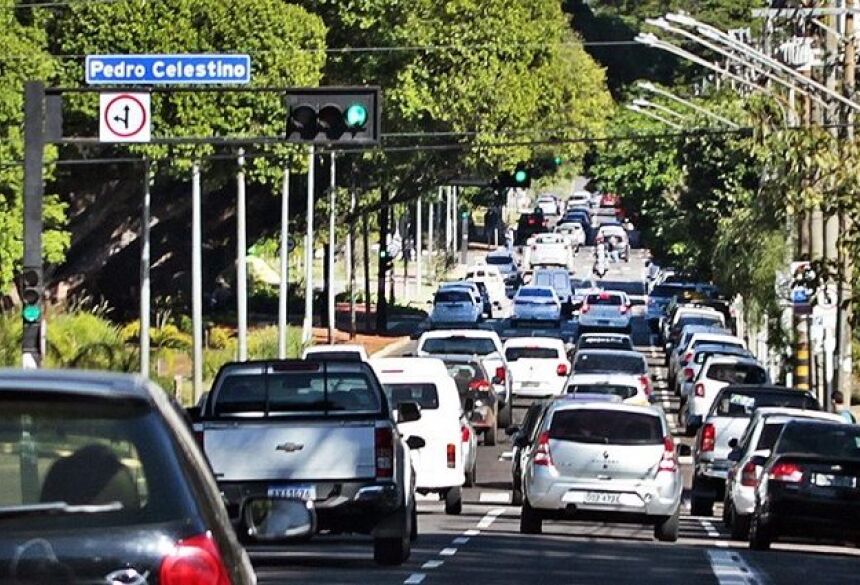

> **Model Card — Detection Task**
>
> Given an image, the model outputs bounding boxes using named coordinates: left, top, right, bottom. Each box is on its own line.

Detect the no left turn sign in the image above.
left=99, top=92, right=151, bottom=143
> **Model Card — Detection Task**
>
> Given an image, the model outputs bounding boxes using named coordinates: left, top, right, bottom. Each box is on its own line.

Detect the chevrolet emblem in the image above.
left=276, top=442, right=304, bottom=453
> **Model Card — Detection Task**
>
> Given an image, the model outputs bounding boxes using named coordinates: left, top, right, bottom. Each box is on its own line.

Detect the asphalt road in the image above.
left=250, top=246, right=860, bottom=585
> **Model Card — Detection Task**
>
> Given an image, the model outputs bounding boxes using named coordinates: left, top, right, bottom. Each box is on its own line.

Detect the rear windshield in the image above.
left=585, top=294, right=622, bottom=306
left=383, top=383, right=439, bottom=410
left=506, top=347, right=560, bottom=361
left=213, top=369, right=381, bottom=416
left=535, top=273, right=569, bottom=289
left=756, top=422, right=785, bottom=451
left=574, top=353, right=645, bottom=374
left=571, top=279, right=595, bottom=290
left=486, top=256, right=512, bottom=266
left=713, top=390, right=818, bottom=417
left=705, top=364, right=767, bottom=385
left=776, top=424, right=860, bottom=459
left=549, top=409, right=663, bottom=445
left=676, top=316, right=723, bottom=330
left=651, top=285, right=690, bottom=298
left=0, top=395, right=195, bottom=531
left=421, top=337, right=496, bottom=356
left=695, top=349, right=746, bottom=364
left=567, top=384, right=637, bottom=401
left=577, top=336, right=633, bottom=351
left=519, top=288, right=553, bottom=298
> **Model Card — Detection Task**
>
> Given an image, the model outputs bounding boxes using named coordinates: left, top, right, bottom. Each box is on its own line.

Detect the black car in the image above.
left=0, top=369, right=255, bottom=585
left=515, top=212, right=546, bottom=246
left=749, top=420, right=860, bottom=550
left=440, top=356, right=499, bottom=446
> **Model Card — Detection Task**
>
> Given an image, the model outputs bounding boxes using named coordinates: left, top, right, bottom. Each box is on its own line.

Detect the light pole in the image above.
left=626, top=104, right=682, bottom=129
left=637, top=81, right=740, bottom=128
left=632, top=98, right=688, bottom=121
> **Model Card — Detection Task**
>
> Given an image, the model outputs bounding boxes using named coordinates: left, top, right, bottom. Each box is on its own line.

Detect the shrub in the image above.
left=0, top=311, right=21, bottom=367
left=46, top=311, right=135, bottom=371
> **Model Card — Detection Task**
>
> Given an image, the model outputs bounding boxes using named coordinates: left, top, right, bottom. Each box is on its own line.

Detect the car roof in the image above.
left=689, top=333, right=742, bottom=344
left=753, top=407, right=842, bottom=424
left=568, top=372, right=641, bottom=384
left=574, top=349, right=644, bottom=359
left=486, top=249, right=513, bottom=258
left=579, top=332, right=631, bottom=340
left=719, top=384, right=806, bottom=395
left=304, top=343, right=369, bottom=358
left=0, top=369, right=152, bottom=401
left=504, top=336, right=565, bottom=348
left=518, top=285, right=555, bottom=293
left=419, top=329, right=501, bottom=341
left=370, top=357, right=451, bottom=380
left=563, top=393, right=624, bottom=403
left=549, top=400, right=663, bottom=417
left=702, top=355, right=761, bottom=366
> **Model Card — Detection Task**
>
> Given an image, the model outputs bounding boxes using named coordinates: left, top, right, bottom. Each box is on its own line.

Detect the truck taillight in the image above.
left=534, top=432, right=553, bottom=467
left=658, top=436, right=677, bottom=473
left=447, top=443, right=456, bottom=469
left=619, top=305, right=629, bottom=315
left=160, top=532, right=231, bottom=585
left=495, top=366, right=506, bottom=383
left=557, top=363, right=569, bottom=376
left=694, top=383, right=705, bottom=397
left=580, top=304, right=590, bottom=314
left=461, top=425, right=471, bottom=442
left=375, top=427, right=394, bottom=479
left=639, top=375, right=652, bottom=396
left=699, top=423, right=715, bottom=453
left=683, top=367, right=694, bottom=381
left=770, top=462, right=804, bottom=483
left=741, top=461, right=759, bottom=487
left=683, top=351, right=693, bottom=364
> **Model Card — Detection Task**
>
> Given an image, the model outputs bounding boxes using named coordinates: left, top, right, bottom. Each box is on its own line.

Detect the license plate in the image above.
left=584, top=492, right=621, bottom=505
left=598, top=320, right=610, bottom=325
left=267, top=485, right=317, bottom=501
left=522, top=382, right=540, bottom=388
left=813, top=473, right=858, bottom=488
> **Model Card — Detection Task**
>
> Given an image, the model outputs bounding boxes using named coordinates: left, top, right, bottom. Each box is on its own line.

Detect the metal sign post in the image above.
left=278, top=166, right=290, bottom=359
left=328, top=152, right=336, bottom=343
left=140, top=159, right=152, bottom=377
left=191, top=163, right=203, bottom=403
left=303, top=147, right=315, bottom=345
left=236, top=149, right=248, bottom=361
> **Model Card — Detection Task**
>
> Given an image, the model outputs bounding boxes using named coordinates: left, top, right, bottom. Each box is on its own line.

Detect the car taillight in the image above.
left=619, top=305, right=629, bottom=315
left=375, top=427, right=394, bottom=479
left=557, top=363, right=569, bottom=376
left=683, top=367, right=694, bottom=381
left=469, top=379, right=492, bottom=392
left=461, top=425, right=471, bottom=442
left=534, top=431, right=553, bottom=467
left=528, top=218, right=536, bottom=225
left=447, top=443, right=456, bottom=469
left=658, top=436, right=677, bottom=473
left=694, top=383, right=705, bottom=397
left=699, top=423, right=715, bottom=453
left=683, top=352, right=693, bottom=365
left=770, top=462, right=804, bottom=483
left=581, top=304, right=590, bottom=314
left=495, top=366, right=506, bottom=383
left=160, top=532, right=231, bottom=585
left=741, top=461, right=759, bottom=487
left=639, top=375, right=652, bottom=396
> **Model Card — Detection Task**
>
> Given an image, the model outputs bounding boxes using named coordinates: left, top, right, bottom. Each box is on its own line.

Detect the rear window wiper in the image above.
left=0, top=501, right=123, bottom=519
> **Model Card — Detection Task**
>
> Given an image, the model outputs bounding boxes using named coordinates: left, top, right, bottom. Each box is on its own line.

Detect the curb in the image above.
left=371, top=337, right=412, bottom=358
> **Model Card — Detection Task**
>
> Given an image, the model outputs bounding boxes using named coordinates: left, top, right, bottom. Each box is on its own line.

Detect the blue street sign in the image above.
left=86, top=54, right=251, bottom=85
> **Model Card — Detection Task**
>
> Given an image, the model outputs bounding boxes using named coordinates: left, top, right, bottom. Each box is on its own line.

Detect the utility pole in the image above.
left=236, top=149, right=248, bottom=361
left=376, top=189, right=389, bottom=334
left=22, top=81, right=45, bottom=369
left=416, top=196, right=423, bottom=299
left=362, top=213, right=371, bottom=331
left=348, top=174, right=357, bottom=339
left=302, top=147, right=315, bottom=345
left=327, top=152, right=336, bottom=343
left=277, top=166, right=290, bottom=359
left=140, top=159, right=151, bottom=377
left=191, top=162, right=203, bottom=403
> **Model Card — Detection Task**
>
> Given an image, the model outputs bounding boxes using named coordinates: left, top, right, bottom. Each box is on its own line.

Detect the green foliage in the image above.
left=45, top=310, right=135, bottom=371
left=0, top=311, right=22, bottom=367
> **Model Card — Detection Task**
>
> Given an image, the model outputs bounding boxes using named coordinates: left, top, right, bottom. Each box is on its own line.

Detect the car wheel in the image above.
left=520, top=498, right=543, bottom=534
left=690, top=478, right=714, bottom=517
left=484, top=428, right=497, bottom=446
left=512, top=485, right=523, bottom=506
left=748, top=511, right=772, bottom=551
left=497, top=403, right=512, bottom=428
left=410, top=502, right=418, bottom=542
left=731, top=511, right=751, bottom=541
left=445, top=486, right=463, bottom=515
left=374, top=509, right=412, bottom=565
left=654, top=508, right=680, bottom=542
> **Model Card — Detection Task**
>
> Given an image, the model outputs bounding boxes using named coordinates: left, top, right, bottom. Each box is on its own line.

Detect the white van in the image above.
left=371, top=357, right=466, bottom=515
left=465, top=264, right=507, bottom=310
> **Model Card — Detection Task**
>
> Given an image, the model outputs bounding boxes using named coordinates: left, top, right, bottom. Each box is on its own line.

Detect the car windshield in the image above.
left=705, top=364, right=767, bottom=385
left=676, top=316, right=723, bottom=330
left=382, top=383, right=439, bottom=410
left=567, top=384, right=637, bottom=401
left=506, top=347, right=560, bottom=361
left=486, top=256, right=512, bottom=266
left=214, top=369, right=381, bottom=416
left=651, top=284, right=691, bottom=298
left=585, top=293, right=622, bottom=306
left=776, top=423, right=860, bottom=459
left=422, top=337, right=497, bottom=356
left=435, top=290, right=472, bottom=303
left=549, top=409, right=662, bottom=445
left=574, top=353, right=645, bottom=374
left=713, top=390, right=818, bottom=417
left=0, top=395, right=195, bottom=531
left=578, top=336, right=633, bottom=351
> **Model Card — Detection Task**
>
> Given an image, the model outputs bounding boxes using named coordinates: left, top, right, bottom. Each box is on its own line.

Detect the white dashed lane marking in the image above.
left=480, top=492, right=512, bottom=504
left=404, top=574, right=426, bottom=584
left=422, top=560, right=444, bottom=569
left=707, top=549, right=761, bottom=584
left=439, top=547, right=458, bottom=556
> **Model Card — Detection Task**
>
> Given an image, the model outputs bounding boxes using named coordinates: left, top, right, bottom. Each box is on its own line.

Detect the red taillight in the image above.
left=495, top=366, right=506, bottom=383
left=658, top=436, right=677, bottom=473
left=683, top=367, right=694, bottom=382
left=770, top=462, right=804, bottom=483
left=375, top=427, right=394, bottom=479
left=581, top=304, right=590, bottom=314
left=533, top=431, right=553, bottom=467
left=694, top=383, right=705, bottom=397
left=741, top=461, right=759, bottom=487
left=619, top=305, right=629, bottom=315
left=683, top=351, right=693, bottom=364
left=461, top=425, right=471, bottom=442
left=447, top=443, right=456, bottom=469
left=699, top=423, right=715, bottom=453
left=639, top=375, right=652, bottom=396
left=528, top=218, right=536, bottom=225
left=557, top=363, right=569, bottom=377
left=469, top=379, right=491, bottom=392
left=160, top=532, right=231, bottom=585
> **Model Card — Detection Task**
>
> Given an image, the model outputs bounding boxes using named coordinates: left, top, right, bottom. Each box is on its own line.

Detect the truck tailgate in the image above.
left=203, top=419, right=377, bottom=481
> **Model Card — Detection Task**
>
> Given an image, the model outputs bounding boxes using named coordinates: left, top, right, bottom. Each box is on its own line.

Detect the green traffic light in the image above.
left=514, top=169, right=528, bottom=184
left=345, top=103, right=368, bottom=128
left=554, top=156, right=563, bottom=166
left=22, top=304, right=41, bottom=323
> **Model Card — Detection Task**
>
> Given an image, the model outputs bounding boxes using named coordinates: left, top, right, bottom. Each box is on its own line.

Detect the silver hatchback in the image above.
left=520, top=402, right=683, bottom=541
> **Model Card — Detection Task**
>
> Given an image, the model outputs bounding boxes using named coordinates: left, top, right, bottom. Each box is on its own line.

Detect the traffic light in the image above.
left=286, top=87, right=381, bottom=145
left=21, top=267, right=42, bottom=355
left=495, top=164, right=531, bottom=188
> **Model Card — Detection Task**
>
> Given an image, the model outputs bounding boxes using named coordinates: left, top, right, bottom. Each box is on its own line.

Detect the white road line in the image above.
left=439, top=547, right=458, bottom=556
left=476, top=508, right=506, bottom=528
left=464, top=529, right=480, bottom=536
left=453, top=537, right=470, bottom=545
left=422, top=560, right=444, bottom=569
left=499, top=450, right=514, bottom=461
left=479, top=492, right=512, bottom=504
left=404, top=573, right=426, bottom=584
left=700, top=519, right=730, bottom=549
left=707, top=550, right=761, bottom=584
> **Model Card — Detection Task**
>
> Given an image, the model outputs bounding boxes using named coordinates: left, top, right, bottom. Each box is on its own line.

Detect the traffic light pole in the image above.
left=140, top=159, right=152, bottom=377
left=303, top=146, right=315, bottom=345
left=22, top=81, right=45, bottom=369
left=278, top=165, right=290, bottom=359
left=327, top=152, right=336, bottom=343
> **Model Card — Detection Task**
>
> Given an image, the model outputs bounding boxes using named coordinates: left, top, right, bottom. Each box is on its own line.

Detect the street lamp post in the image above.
left=637, top=81, right=740, bottom=128
left=626, top=104, right=682, bottom=129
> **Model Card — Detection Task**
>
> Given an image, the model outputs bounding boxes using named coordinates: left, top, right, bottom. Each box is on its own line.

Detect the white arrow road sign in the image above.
left=99, top=92, right=151, bottom=143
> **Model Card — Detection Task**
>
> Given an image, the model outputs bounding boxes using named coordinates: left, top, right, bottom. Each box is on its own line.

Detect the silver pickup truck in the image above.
left=192, top=358, right=421, bottom=565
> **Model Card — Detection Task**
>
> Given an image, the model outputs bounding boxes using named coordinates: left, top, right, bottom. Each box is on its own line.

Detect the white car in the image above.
left=503, top=337, right=571, bottom=397
left=512, top=286, right=562, bottom=326
left=683, top=356, right=769, bottom=432
left=429, top=289, right=482, bottom=325
left=371, top=357, right=467, bottom=515
left=416, top=330, right=513, bottom=427
left=566, top=372, right=652, bottom=406
left=578, top=291, right=632, bottom=333
left=669, top=330, right=744, bottom=388
left=303, top=344, right=369, bottom=361
left=525, top=233, right=575, bottom=271
left=596, top=224, right=630, bottom=261
left=570, top=349, right=652, bottom=397
left=535, top=194, right=560, bottom=216
left=554, top=223, right=586, bottom=249
left=567, top=190, right=592, bottom=209
left=465, top=264, right=507, bottom=311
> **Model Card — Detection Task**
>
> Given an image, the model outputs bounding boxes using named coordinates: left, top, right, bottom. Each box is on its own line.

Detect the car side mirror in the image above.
left=728, top=438, right=739, bottom=450
left=505, top=425, right=520, bottom=437
left=405, top=436, right=426, bottom=450
left=676, top=444, right=692, bottom=458
left=398, top=401, right=422, bottom=424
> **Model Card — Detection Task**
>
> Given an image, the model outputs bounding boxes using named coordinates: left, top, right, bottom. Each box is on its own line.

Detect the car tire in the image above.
left=520, top=498, right=543, bottom=534
left=690, top=479, right=714, bottom=517
left=512, top=485, right=523, bottom=506
left=497, top=403, right=512, bottom=429
left=410, top=503, right=418, bottom=542
left=374, top=534, right=411, bottom=565
left=654, top=508, right=680, bottom=542
left=748, top=511, right=772, bottom=551
left=731, top=511, right=751, bottom=541
left=445, top=486, right=463, bottom=516
left=484, top=429, right=497, bottom=446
